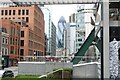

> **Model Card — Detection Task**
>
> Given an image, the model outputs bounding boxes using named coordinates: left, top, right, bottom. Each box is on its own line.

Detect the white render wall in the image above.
left=73, top=62, right=100, bottom=78
left=69, top=23, right=76, bottom=54
left=84, top=4, right=94, bottom=39
left=18, top=62, right=73, bottom=75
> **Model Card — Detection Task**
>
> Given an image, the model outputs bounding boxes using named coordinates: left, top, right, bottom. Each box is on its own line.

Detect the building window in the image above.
left=78, top=39, right=82, bottom=41
left=13, top=10, right=15, bottom=15
left=13, top=38, right=14, bottom=45
left=18, top=40, right=20, bottom=46
left=79, top=44, right=82, bottom=46
left=1, top=10, right=4, bottom=15
left=28, top=50, right=32, bottom=56
left=15, top=48, right=17, bottom=54
left=16, top=39, right=17, bottom=45
left=10, top=27, right=13, bottom=34
left=18, top=10, right=21, bottom=15
left=26, top=17, right=29, bottom=22
left=21, top=31, right=24, bottom=37
left=2, top=37, right=5, bottom=44
left=18, top=17, right=20, bottom=19
left=26, top=10, right=29, bottom=15
left=10, top=38, right=12, bottom=44
left=21, top=40, right=24, bottom=46
left=20, top=49, right=24, bottom=56
left=26, top=25, right=28, bottom=27
left=4, top=10, right=7, bottom=15
left=2, top=48, right=5, bottom=55
left=5, top=48, right=8, bottom=55
left=9, top=10, right=11, bottom=15
left=6, top=38, right=8, bottom=44
left=22, top=10, right=25, bottom=15
left=10, top=46, right=14, bottom=54
left=18, top=22, right=21, bottom=25
left=22, top=17, right=24, bottom=20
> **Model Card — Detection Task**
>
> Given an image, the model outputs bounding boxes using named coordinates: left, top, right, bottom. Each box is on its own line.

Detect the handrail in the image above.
left=39, top=68, right=63, bottom=78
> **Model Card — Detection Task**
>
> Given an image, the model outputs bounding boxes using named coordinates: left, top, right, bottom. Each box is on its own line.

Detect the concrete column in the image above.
left=102, top=0, right=110, bottom=78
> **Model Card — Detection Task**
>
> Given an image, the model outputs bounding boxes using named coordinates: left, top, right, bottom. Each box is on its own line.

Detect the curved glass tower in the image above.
left=57, top=16, right=66, bottom=48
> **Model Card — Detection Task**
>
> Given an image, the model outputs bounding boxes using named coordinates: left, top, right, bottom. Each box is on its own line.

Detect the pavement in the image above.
left=0, top=70, right=5, bottom=77
left=4, top=66, right=18, bottom=71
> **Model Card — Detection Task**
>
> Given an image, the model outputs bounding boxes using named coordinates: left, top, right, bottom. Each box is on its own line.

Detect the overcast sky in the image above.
left=45, top=4, right=77, bottom=26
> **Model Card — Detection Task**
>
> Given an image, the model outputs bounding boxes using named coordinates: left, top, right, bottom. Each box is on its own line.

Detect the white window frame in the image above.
left=2, top=47, right=5, bottom=55
left=2, top=37, right=5, bottom=44
left=6, top=38, right=8, bottom=44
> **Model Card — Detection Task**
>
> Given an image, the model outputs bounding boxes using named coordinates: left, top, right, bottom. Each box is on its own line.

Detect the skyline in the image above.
left=45, top=4, right=77, bottom=27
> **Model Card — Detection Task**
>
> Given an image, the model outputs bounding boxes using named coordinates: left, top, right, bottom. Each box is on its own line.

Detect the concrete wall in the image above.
left=73, top=62, right=100, bottom=78
left=18, top=62, right=73, bottom=75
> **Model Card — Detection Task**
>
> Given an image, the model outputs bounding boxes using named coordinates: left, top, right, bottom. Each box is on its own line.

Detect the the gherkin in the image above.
left=57, top=16, right=66, bottom=48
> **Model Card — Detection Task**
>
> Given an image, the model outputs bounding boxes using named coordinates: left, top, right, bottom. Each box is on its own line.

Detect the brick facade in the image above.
left=0, top=5, right=45, bottom=64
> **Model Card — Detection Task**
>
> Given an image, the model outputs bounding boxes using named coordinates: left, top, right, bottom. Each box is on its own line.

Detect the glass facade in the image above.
left=57, top=16, right=66, bottom=48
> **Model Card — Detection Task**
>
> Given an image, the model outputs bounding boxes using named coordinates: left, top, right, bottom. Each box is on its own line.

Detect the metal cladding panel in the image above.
left=1, top=0, right=120, bottom=5
left=8, top=0, right=99, bottom=5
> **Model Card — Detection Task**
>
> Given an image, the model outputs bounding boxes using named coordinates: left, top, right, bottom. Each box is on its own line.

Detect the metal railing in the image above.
left=39, top=68, right=63, bottom=78
left=19, top=55, right=101, bottom=63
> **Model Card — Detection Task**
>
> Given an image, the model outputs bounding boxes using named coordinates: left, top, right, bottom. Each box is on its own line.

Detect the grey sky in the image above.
left=45, top=4, right=77, bottom=26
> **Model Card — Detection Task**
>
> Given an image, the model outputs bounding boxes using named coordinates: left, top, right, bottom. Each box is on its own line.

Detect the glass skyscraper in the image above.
left=57, top=16, right=66, bottom=48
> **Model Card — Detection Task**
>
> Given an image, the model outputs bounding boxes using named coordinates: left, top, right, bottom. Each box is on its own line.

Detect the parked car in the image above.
left=2, top=70, right=14, bottom=78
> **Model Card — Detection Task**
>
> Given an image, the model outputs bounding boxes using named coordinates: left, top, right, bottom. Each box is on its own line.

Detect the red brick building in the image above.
left=0, top=5, right=45, bottom=62
left=1, top=19, right=21, bottom=66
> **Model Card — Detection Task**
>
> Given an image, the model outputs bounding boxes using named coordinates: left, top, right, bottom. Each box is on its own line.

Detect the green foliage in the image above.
left=1, top=78, right=57, bottom=80
left=1, top=78, right=69, bottom=80
left=53, top=68, right=72, bottom=71
left=15, top=75, right=40, bottom=78
left=47, top=68, right=73, bottom=79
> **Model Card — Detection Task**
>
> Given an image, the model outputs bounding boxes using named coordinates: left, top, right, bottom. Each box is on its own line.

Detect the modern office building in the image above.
left=75, top=4, right=94, bottom=52
left=1, top=19, right=21, bottom=66
left=44, top=33, right=48, bottom=55
left=84, top=4, right=94, bottom=39
left=62, top=22, right=75, bottom=61
left=41, top=7, right=50, bottom=54
left=69, top=23, right=76, bottom=55
left=69, top=13, right=76, bottom=23
left=50, top=22, right=56, bottom=56
left=41, top=7, right=56, bottom=55
left=67, top=13, right=76, bottom=55
left=76, top=5, right=85, bottom=53
left=57, top=16, right=66, bottom=48
left=0, top=5, right=45, bottom=62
